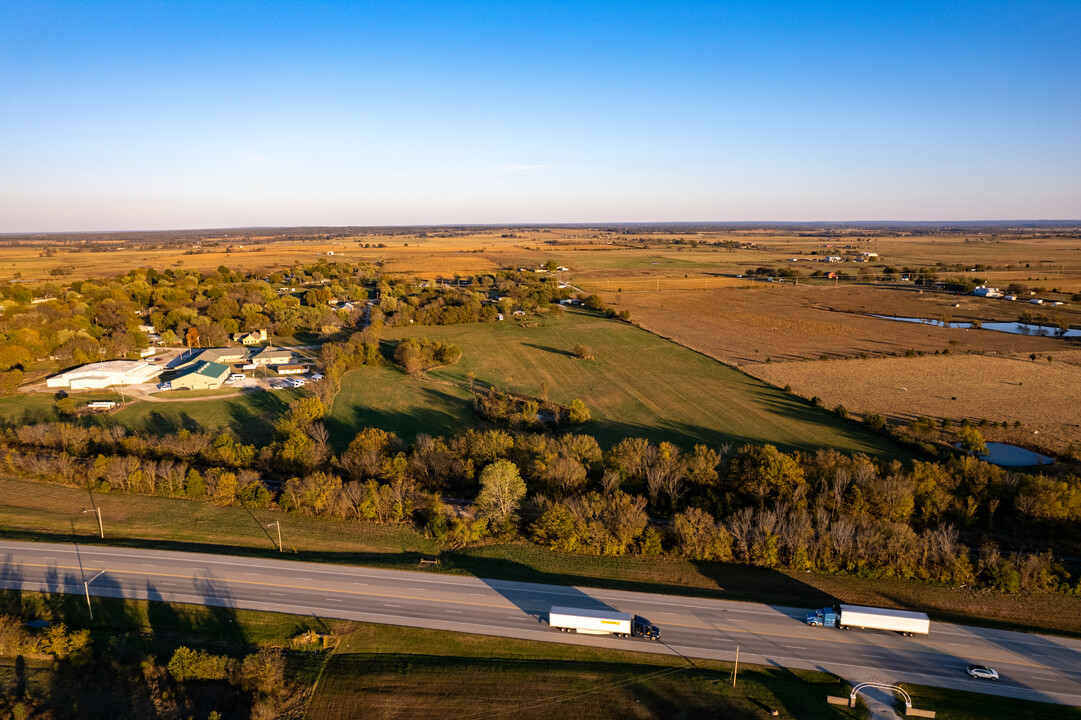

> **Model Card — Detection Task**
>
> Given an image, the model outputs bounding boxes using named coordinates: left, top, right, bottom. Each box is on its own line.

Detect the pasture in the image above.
left=327, top=308, right=904, bottom=458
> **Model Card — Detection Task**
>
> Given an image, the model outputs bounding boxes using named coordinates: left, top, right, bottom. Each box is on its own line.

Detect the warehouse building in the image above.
left=46, top=361, right=162, bottom=390
left=170, top=361, right=230, bottom=391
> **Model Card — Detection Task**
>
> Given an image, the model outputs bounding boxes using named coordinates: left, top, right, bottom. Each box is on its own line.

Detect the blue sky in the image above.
left=1, top=0, right=1079, bottom=231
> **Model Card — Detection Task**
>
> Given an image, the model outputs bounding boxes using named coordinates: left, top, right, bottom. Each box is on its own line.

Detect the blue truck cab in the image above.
left=806, top=607, right=839, bottom=627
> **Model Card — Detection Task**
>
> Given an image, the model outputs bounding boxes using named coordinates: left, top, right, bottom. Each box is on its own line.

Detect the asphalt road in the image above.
left=2, top=540, right=1080, bottom=708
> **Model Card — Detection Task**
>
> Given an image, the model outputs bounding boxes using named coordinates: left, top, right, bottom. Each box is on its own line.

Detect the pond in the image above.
left=968, top=442, right=1055, bottom=467
left=869, top=315, right=1080, bottom=338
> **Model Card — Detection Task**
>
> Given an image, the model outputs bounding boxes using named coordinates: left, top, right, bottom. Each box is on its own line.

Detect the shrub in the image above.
left=573, top=343, right=594, bottom=360
left=167, top=646, right=229, bottom=681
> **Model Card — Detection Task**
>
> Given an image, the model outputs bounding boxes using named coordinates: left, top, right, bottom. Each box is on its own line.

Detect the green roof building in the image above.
left=171, top=361, right=230, bottom=391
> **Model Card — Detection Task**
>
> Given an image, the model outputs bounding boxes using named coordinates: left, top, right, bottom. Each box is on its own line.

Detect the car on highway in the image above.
left=967, top=664, right=999, bottom=680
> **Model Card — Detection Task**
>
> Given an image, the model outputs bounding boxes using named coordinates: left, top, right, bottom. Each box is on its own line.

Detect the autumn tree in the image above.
left=475, top=460, right=526, bottom=523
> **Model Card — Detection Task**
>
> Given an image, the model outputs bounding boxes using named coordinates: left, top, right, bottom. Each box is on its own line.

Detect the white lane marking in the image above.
left=244, top=572, right=259, bottom=575
left=355, top=582, right=367, bottom=586
left=327, top=598, right=343, bottom=602
left=446, top=610, right=462, bottom=614
left=142, top=563, right=157, bottom=567
left=43, top=557, right=56, bottom=560
left=507, top=616, right=522, bottom=620
left=269, top=592, right=285, bottom=597
left=385, top=603, right=401, bottom=608
left=786, top=645, right=807, bottom=650
left=469, top=593, right=486, bottom=597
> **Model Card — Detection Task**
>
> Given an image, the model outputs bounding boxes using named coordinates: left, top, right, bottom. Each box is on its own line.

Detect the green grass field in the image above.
left=0, top=387, right=304, bottom=444
left=327, top=308, right=905, bottom=457
left=307, top=623, right=861, bottom=720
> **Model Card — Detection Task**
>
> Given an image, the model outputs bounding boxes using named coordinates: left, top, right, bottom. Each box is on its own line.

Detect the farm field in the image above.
left=601, top=284, right=1080, bottom=367
left=750, top=352, right=1081, bottom=455
left=6, top=476, right=1081, bottom=636
left=327, top=308, right=905, bottom=458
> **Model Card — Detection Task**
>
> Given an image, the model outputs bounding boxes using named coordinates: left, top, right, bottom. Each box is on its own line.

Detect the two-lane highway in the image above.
left=2, top=540, right=1080, bottom=706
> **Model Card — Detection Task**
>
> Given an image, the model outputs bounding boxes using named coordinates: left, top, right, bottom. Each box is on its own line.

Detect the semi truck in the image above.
left=805, top=604, right=930, bottom=636
left=548, top=606, right=661, bottom=640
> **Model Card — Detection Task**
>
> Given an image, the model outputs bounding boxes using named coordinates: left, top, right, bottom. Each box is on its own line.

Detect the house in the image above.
left=275, top=364, right=306, bottom=375
left=824, top=256, right=842, bottom=263
left=171, top=361, right=230, bottom=391
left=46, top=360, right=162, bottom=390
left=1029, top=298, right=1044, bottom=305
left=973, top=286, right=1003, bottom=298
left=138, top=324, right=157, bottom=334
left=250, top=346, right=293, bottom=366
left=1004, top=295, right=1017, bottom=301
left=231, top=329, right=268, bottom=345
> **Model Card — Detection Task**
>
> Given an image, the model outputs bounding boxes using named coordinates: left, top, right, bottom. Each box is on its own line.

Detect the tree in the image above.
left=568, top=398, right=591, bottom=424
left=957, top=426, right=988, bottom=457
left=185, top=326, right=199, bottom=350
left=474, top=460, right=526, bottom=522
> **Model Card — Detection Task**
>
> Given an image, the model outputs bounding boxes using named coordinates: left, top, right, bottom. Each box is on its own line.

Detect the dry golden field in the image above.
left=750, top=352, right=1081, bottom=455
left=604, top=284, right=1080, bottom=366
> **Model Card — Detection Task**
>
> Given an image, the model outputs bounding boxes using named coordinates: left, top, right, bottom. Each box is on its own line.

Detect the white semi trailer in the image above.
left=806, top=604, right=930, bottom=636
left=548, top=606, right=661, bottom=640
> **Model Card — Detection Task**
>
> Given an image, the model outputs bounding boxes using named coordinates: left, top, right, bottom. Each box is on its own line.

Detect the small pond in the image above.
left=869, top=315, right=1080, bottom=338
left=965, top=442, right=1055, bottom=467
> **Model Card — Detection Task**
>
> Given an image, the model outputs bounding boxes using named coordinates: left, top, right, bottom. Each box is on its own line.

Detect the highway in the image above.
left=2, top=540, right=1080, bottom=707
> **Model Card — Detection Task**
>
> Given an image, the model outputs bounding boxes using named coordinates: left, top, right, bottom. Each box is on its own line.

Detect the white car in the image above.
left=289, top=378, right=307, bottom=387
left=157, top=382, right=172, bottom=391
left=967, top=665, right=999, bottom=680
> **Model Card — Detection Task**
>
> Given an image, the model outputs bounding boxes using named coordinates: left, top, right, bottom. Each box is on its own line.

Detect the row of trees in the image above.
left=6, top=399, right=1079, bottom=593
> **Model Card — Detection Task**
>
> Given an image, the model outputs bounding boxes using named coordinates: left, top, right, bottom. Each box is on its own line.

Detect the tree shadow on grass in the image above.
left=520, top=343, right=577, bottom=358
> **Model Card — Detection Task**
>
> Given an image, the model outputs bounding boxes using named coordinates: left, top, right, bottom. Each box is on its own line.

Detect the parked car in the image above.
left=228, top=373, right=246, bottom=382
left=310, top=373, right=324, bottom=381
left=967, top=665, right=999, bottom=680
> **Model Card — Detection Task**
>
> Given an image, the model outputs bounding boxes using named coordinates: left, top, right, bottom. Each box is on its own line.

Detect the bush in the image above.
left=863, top=413, right=886, bottom=431
left=573, top=343, right=594, bottom=360
left=167, top=646, right=229, bottom=681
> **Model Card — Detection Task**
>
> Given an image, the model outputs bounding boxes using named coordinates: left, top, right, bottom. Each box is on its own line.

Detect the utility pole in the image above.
left=84, top=570, right=105, bottom=620
left=84, top=507, right=103, bottom=538
left=731, top=645, right=739, bottom=687
left=267, top=521, right=283, bottom=552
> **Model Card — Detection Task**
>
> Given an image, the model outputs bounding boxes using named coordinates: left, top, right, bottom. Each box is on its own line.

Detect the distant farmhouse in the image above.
left=46, top=360, right=162, bottom=390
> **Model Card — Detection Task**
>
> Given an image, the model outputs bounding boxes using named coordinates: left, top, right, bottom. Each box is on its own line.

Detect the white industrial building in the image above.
left=46, top=360, right=162, bottom=390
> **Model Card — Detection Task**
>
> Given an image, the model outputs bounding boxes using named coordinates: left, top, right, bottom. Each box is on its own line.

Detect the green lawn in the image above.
left=307, top=624, right=863, bottom=720
left=0, top=387, right=304, bottom=444
left=328, top=309, right=906, bottom=457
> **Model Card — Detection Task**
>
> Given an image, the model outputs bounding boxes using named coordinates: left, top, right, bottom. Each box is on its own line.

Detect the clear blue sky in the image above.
left=2, top=0, right=1079, bottom=231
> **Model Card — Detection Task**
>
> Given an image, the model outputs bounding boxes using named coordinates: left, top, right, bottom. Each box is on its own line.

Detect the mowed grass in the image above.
left=306, top=623, right=862, bottom=720
left=328, top=308, right=905, bottom=457
left=6, top=477, right=1081, bottom=638
left=0, top=387, right=304, bottom=444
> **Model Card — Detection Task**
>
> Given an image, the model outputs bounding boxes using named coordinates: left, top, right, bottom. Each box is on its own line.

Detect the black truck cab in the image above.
left=632, top=615, right=661, bottom=640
